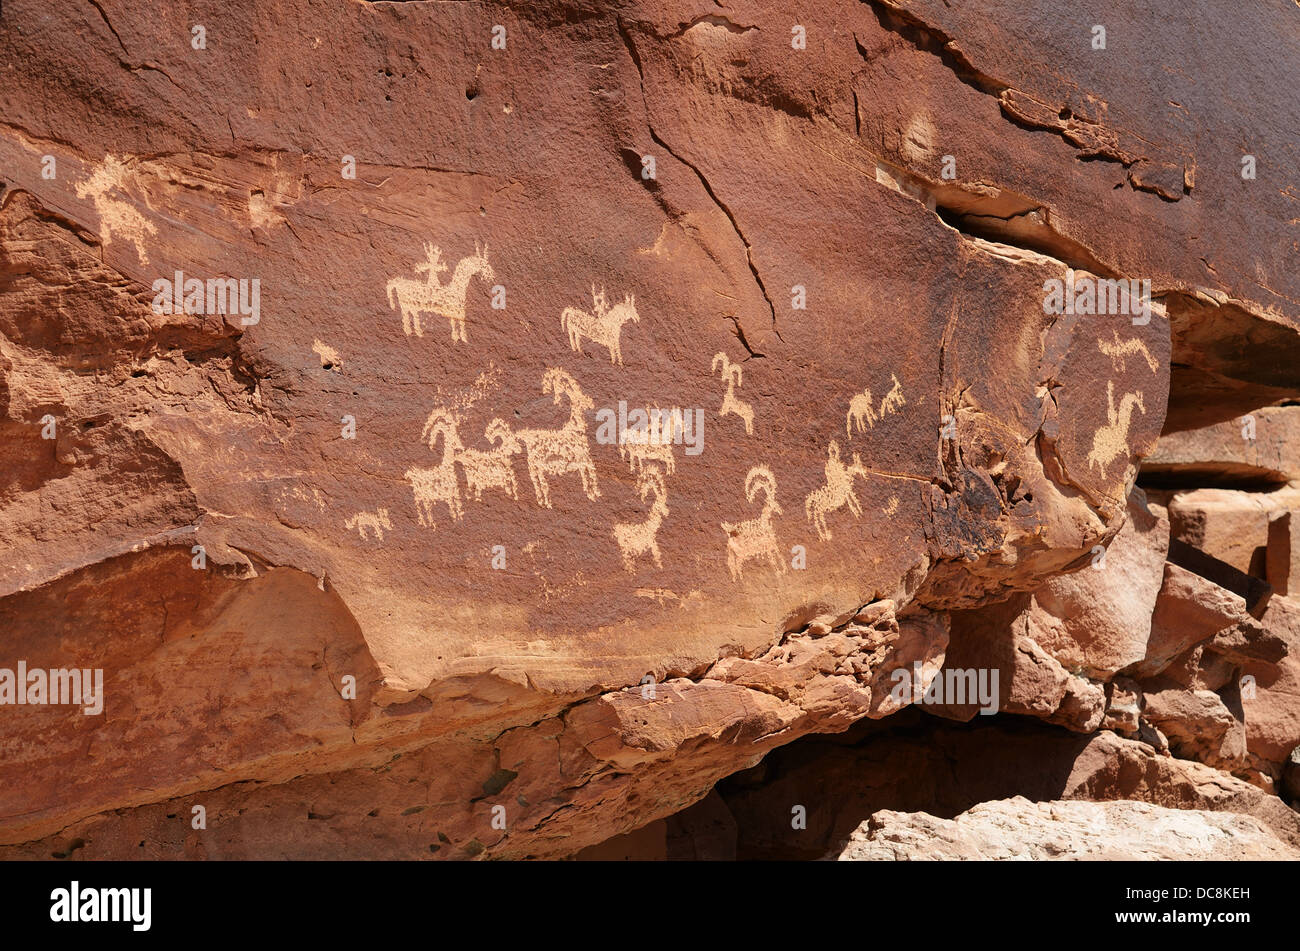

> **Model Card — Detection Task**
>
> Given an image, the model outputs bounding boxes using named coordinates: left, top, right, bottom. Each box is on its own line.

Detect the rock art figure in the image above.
left=1099, top=330, right=1159, bottom=374
left=880, top=373, right=907, bottom=417
left=712, top=352, right=754, bottom=435
left=805, top=440, right=871, bottom=541
left=560, top=286, right=640, bottom=364
left=456, top=417, right=520, bottom=502
left=619, top=407, right=679, bottom=475
left=345, top=508, right=392, bottom=541
left=74, top=156, right=159, bottom=265
left=386, top=242, right=495, bottom=342
left=406, top=408, right=465, bottom=527
left=1087, top=381, right=1146, bottom=471
left=613, top=466, right=669, bottom=572
left=514, top=368, right=601, bottom=507
left=721, top=466, right=784, bottom=580
left=847, top=389, right=877, bottom=437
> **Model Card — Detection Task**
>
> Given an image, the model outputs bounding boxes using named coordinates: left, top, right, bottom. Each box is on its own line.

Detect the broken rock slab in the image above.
left=1143, top=405, right=1300, bottom=485
left=829, top=797, right=1300, bottom=861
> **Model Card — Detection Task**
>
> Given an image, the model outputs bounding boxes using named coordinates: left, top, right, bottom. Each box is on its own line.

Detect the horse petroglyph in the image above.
left=806, top=440, right=872, bottom=541
left=712, top=352, right=755, bottom=435
left=721, top=466, right=784, bottom=581
left=560, top=286, right=640, bottom=364
left=387, top=242, right=495, bottom=342
left=1088, top=381, right=1146, bottom=471
left=345, top=508, right=392, bottom=541
left=613, top=467, right=669, bottom=572
left=514, top=368, right=601, bottom=508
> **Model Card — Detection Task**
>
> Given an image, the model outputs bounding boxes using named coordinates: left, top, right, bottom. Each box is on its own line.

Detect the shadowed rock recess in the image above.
left=0, top=0, right=1297, bottom=861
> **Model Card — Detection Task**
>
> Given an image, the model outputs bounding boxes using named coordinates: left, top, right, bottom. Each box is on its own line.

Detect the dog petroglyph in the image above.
left=345, top=508, right=392, bottom=541
left=613, top=466, right=669, bottom=572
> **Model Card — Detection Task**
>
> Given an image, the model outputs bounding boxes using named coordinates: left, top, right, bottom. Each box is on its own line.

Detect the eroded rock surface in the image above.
left=831, top=798, right=1300, bottom=861
left=1, top=0, right=1298, bottom=859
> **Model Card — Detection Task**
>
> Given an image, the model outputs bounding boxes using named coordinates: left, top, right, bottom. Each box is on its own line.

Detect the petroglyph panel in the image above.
left=0, top=0, right=1197, bottom=860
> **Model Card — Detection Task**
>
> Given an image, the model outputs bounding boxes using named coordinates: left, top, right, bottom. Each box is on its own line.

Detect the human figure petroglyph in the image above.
left=345, top=508, right=392, bottom=541
left=847, top=389, right=877, bottom=437
left=1098, top=330, right=1159, bottom=374
left=712, top=352, right=754, bottom=435
left=386, top=242, right=495, bottom=342
left=721, top=466, right=784, bottom=580
left=619, top=406, right=679, bottom=475
left=1087, top=381, right=1146, bottom=471
left=457, top=417, right=520, bottom=502
left=74, top=156, right=159, bottom=265
left=406, top=408, right=465, bottom=527
left=805, top=440, right=871, bottom=541
left=514, top=368, right=601, bottom=508
left=613, top=467, right=669, bottom=572
left=880, top=374, right=907, bottom=417
left=560, top=286, right=640, bottom=364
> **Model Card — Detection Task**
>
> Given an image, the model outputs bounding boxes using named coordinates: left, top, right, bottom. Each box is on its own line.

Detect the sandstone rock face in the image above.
left=1242, top=597, right=1300, bottom=767
left=1165, top=487, right=1300, bottom=579
left=1143, top=406, right=1300, bottom=486
left=831, top=798, right=1300, bottom=861
left=1004, top=490, right=1169, bottom=680
left=2, top=0, right=1299, bottom=861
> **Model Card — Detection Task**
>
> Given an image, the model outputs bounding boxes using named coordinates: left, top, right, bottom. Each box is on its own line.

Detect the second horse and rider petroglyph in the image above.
left=712, top=351, right=755, bottom=435
left=560, top=286, right=640, bottom=364
left=805, top=440, right=872, bottom=541
left=721, top=466, right=784, bottom=580
left=387, top=242, right=495, bottom=343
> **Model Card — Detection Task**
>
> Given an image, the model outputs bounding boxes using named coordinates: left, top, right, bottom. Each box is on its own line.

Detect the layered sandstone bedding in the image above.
left=0, top=0, right=1298, bottom=860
